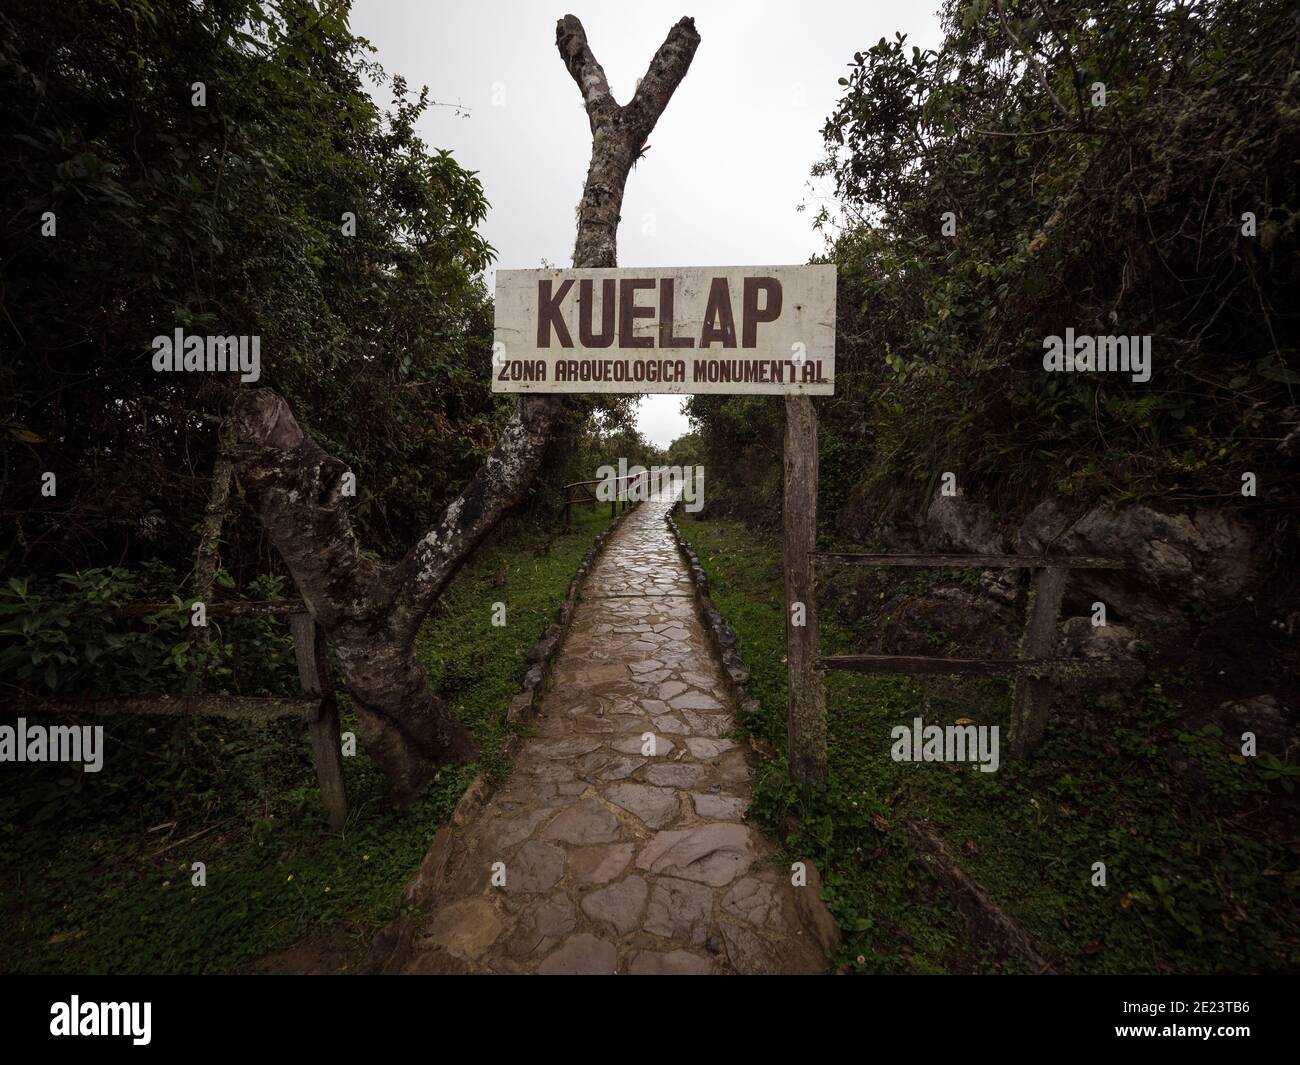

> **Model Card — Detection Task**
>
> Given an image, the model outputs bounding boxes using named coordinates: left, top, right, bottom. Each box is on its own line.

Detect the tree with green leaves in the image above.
left=691, top=0, right=1298, bottom=532
left=1, top=0, right=507, bottom=575
left=2, top=1, right=701, bottom=803
left=211, top=11, right=700, bottom=803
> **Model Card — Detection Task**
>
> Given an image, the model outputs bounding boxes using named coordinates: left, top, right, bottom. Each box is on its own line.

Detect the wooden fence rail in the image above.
left=562, top=471, right=648, bottom=527
left=19, top=600, right=347, bottom=830
left=115, top=599, right=306, bottom=618
left=813, top=551, right=1127, bottom=756
left=813, top=553, right=1123, bottom=570
left=289, top=613, right=347, bottom=830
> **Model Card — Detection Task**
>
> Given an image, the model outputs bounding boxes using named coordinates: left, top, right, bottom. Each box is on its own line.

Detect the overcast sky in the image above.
left=350, top=0, right=944, bottom=447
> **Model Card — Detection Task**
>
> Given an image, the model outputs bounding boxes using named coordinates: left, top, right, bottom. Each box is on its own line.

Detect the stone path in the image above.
left=381, top=495, right=835, bottom=974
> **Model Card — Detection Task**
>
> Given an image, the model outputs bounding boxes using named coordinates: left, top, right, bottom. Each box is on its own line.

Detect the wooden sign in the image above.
left=492, top=265, right=836, bottom=394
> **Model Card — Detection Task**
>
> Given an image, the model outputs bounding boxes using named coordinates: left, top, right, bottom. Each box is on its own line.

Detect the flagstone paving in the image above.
left=391, top=494, right=835, bottom=974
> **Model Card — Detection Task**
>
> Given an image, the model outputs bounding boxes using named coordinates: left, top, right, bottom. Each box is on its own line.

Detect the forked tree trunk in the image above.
left=231, top=13, right=699, bottom=807
left=192, top=415, right=235, bottom=664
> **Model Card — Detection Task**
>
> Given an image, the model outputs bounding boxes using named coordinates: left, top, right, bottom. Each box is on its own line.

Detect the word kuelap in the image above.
left=492, top=265, right=836, bottom=395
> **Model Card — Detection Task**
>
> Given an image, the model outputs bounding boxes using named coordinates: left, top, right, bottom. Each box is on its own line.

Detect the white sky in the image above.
left=351, top=0, right=944, bottom=447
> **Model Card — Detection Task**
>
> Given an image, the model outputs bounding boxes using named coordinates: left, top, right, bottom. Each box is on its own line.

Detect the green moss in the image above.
left=0, top=507, right=611, bottom=974
left=679, top=512, right=1299, bottom=975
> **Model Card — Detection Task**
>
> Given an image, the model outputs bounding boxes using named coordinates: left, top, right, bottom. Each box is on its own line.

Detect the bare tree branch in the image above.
left=391, top=393, right=562, bottom=636
left=556, top=14, right=619, bottom=132
left=626, top=17, right=702, bottom=140
left=997, top=0, right=1073, bottom=120
left=228, top=13, right=703, bottom=806
left=563, top=14, right=701, bottom=267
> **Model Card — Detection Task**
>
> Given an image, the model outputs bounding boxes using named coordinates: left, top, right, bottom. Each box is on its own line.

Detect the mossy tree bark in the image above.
left=231, top=14, right=700, bottom=806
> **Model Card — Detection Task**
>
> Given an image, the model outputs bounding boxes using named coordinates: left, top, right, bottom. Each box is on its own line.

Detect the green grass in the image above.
left=0, top=506, right=611, bottom=974
left=678, top=512, right=1300, bottom=974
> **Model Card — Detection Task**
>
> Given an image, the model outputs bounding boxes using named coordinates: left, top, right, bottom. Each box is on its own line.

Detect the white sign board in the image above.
left=492, top=264, right=835, bottom=394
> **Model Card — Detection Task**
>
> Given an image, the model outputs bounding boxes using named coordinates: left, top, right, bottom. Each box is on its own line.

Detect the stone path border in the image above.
left=363, top=495, right=840, bottom=974
left=363, top=504, right=639, bottom=952
left=665, top=504, right=760, bottom=719
left=668, top=506, right=1057, bottom=974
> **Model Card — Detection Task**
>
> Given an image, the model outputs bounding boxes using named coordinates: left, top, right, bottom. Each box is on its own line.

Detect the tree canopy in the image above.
left=2, top=0, right=506, bottom=575
left=690, top=0, right=1299, bottom=531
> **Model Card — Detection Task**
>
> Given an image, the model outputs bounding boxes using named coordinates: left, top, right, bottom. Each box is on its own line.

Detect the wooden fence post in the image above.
left=290, top=613, right=347, bottom=831
left=1008, top=566, right=1068, bottom=756
left=783, top=394, right=827, bottom=785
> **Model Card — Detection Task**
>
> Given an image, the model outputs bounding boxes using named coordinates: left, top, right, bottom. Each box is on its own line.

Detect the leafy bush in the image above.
left=1, top=0, right=511, bottom=575
left=689, top=0, right=1299, bottom=536
left=0, top=567, right=297, bottom=697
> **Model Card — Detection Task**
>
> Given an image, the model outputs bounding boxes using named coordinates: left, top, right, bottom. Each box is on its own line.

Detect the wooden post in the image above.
left=783, top=394, right=827, bottom=785
left=291, top=613, right=347, bottom=831
left=1008, top=566, right=1068, bottom=756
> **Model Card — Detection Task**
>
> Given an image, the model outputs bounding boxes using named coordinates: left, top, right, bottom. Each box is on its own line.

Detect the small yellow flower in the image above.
left=324, top=886, right=331, bottom=892
left=362, top=854, right=370, bottom=861
left=286, top=874, right=294, bottom=882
